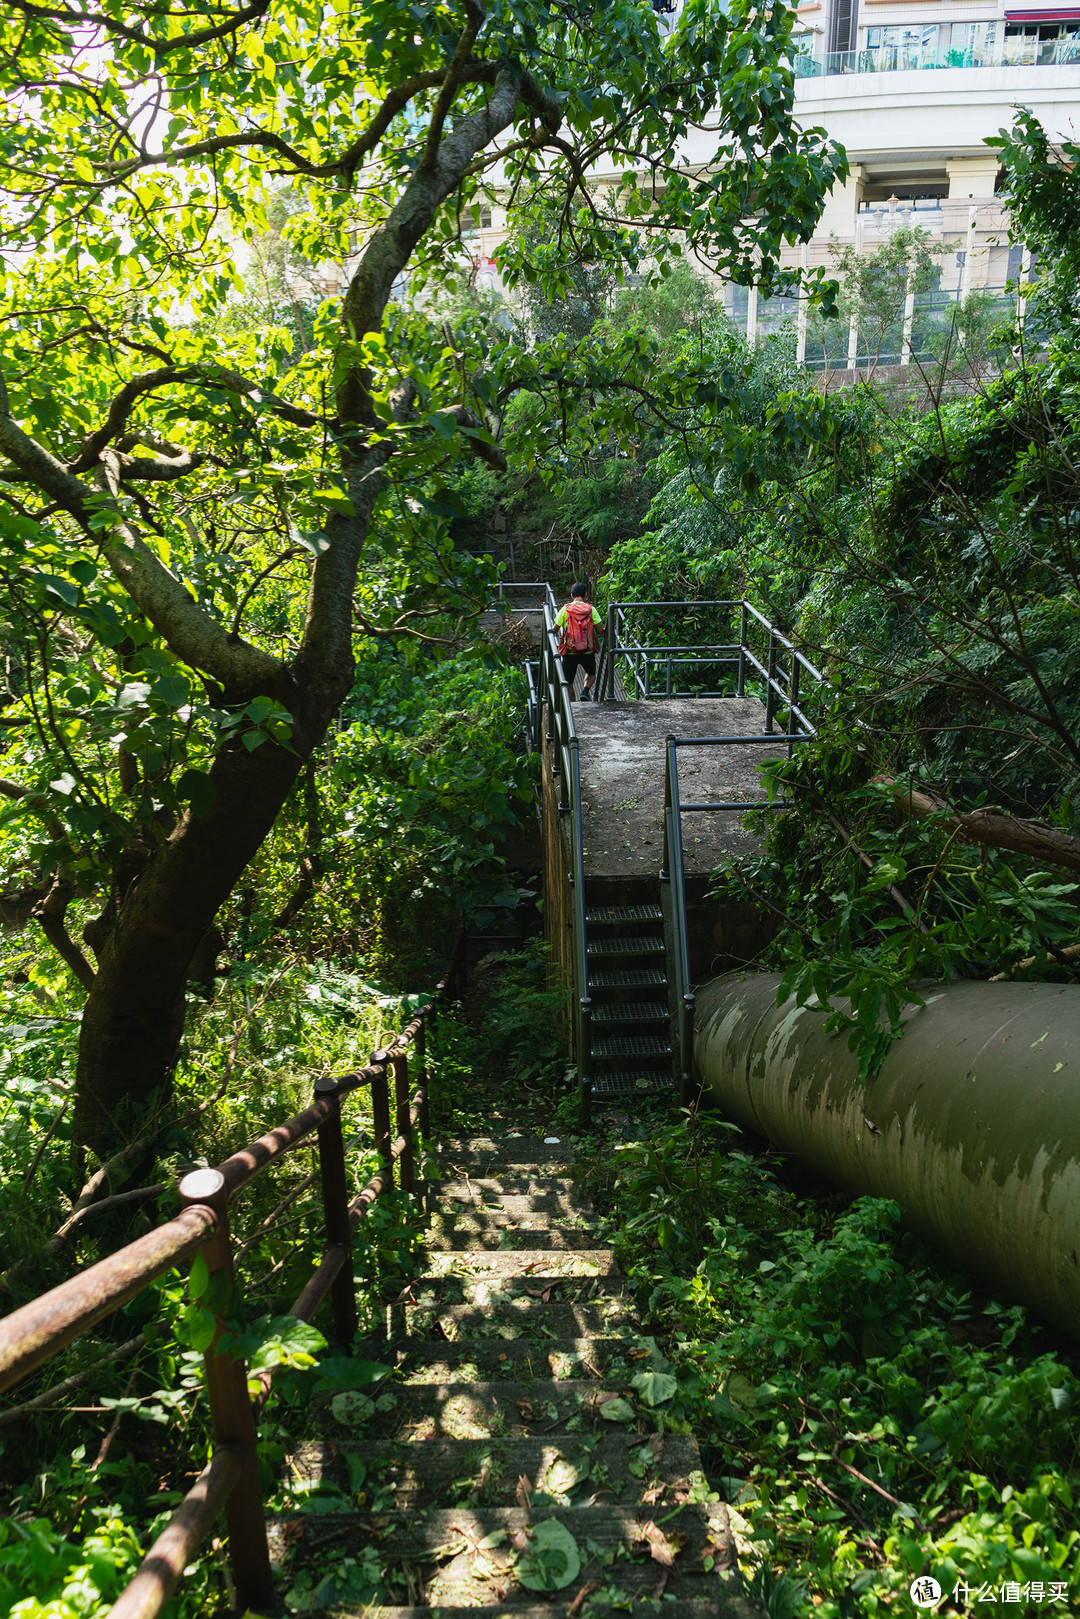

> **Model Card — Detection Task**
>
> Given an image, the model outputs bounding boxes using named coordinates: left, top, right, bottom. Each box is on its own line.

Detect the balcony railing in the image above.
left=795, top=39, right=1080, bottom=77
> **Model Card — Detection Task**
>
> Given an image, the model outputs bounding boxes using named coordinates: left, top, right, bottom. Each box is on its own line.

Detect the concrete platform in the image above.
left=572, top=698, right=787, bottom=878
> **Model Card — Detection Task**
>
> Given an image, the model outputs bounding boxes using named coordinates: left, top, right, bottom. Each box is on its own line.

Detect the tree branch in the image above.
left=4, top=0, right=271, bottom=59
left=34, top=873, right=96, bottom=991
left=884, top=777, right=1080, bottom=877
left=69, top=364, right=324, bottom=473
left=419, top=1, right=487, bottom=174
left=0, top=394, right=273, bottom=693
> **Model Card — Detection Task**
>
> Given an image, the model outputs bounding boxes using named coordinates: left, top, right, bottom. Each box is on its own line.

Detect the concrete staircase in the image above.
left=278, top=1131, right=760, bottom=1617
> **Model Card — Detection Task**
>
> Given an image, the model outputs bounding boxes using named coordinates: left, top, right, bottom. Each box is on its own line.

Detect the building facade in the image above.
left=454, top=2, right=1080, bottom=361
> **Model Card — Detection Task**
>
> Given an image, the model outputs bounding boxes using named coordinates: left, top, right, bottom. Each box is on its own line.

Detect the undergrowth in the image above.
left=0, top=952, right=464, bottom=1617
left=576, top=1109, right=1080, bottom=1616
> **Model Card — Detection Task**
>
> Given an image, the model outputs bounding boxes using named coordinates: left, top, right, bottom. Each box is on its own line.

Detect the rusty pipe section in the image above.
left=107, top=1444, right=243, bottom=1619
left=695, top=975, right=1080, bottom=1337
left=0, top=1205, right=217, bottom=1394
left=216, top=1064, right=382, bottom=1196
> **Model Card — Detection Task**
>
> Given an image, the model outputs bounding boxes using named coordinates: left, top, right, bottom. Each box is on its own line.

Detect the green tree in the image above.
left=0, top=0, right=845, bottom=1157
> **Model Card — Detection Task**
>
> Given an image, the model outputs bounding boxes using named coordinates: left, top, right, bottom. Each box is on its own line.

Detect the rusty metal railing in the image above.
left=0, top=933, right=467, bottom=1619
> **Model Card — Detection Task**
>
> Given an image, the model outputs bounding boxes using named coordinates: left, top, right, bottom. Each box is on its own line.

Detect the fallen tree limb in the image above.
left=51, top=1182, right=167, bottom=1245
left=0, top=1329, right=150, bottom=1430
left=881, top=777, right=1080, bottom=878
left=990, top=942, right=1080, bottom=982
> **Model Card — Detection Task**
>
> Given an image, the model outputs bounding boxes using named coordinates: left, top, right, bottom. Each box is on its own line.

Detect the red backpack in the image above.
left=558, top=599, right=598, bottom=655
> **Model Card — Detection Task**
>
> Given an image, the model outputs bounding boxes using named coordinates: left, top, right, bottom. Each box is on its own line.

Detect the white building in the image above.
left=787, top=0, right=1079, bottom=282
left=444, top=2, right=1080, bottom=358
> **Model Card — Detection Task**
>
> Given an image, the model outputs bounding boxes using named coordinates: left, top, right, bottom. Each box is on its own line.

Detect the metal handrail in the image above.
left=663, top=737, right=696, bottom=1107
left=538, top=599, right=593, bottom=1121
left=600, top=599, right=823, bottom=719
left=0, top=933, right=467, bottom=1619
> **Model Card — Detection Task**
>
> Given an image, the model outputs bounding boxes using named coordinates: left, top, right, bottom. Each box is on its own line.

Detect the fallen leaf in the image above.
left=597, top=1397, right=636, bottom=1424
left=515, top=1518, right=582, bottom=1592
left=545, top=1455, right=587, bottom=1498
left=515, top=1473, right=533, bottom=1508
left=642, top=1483, right=667, bottom=1506
left=638, top=1519, right=686, bottom=1567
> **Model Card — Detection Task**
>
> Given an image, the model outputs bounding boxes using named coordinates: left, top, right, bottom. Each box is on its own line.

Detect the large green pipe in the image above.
left=695, top=974, right=1080, bottom=1336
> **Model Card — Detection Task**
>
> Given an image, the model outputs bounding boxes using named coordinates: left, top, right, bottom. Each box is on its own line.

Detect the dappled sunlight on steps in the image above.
left=274, top=1129, right=764, bottom=1618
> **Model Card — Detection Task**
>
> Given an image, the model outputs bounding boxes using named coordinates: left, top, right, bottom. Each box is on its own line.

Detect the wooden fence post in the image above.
left=370, top=1052, right=394, bottom=1184
left=177, top=1169, right=275, bottom=1615
left=415, top=1018, right=430, bottom=1139
left=313, top=1076, right=358, bottom=1345
left=392, top=1052, right=415, bottom=1196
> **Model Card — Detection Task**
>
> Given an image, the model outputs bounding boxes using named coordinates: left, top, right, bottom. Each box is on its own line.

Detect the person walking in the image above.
left=555, top=582, right=603, bottom=701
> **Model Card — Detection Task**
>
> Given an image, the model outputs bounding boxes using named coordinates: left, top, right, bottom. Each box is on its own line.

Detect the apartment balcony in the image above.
left=795, top=40, right=1080, bottom=77
left=790, top=52, right=1080, bottom=172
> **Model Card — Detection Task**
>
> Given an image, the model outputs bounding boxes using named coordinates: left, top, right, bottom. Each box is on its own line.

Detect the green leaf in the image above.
left=630, top=1370, right=678, bottom=1408
left=515, top=1518, right=581, bottom=1592
left=598, top=1396, right=636, bottom=1423
left=188, top=1250, right=210, bottom=1303
left=248, top=1315, right=329, bottom=1375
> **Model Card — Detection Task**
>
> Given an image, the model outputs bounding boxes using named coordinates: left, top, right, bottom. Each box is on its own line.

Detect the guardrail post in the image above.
left=177, top=1169, right=275, bottom=1616
left=765, top=630, right=778, bottom=734
left=370, top=1052, right=394, bottom=1186
left=604, top=604, right=616, bottom=700
left=679, top=993, right=696, bottom=1108
left=313, top=1077, right=358, bottom=1346
left=415, top=1018, right=430, bottom=1138
left=392, top=1051, right=415, bottom=1196
left=579, top=997, right=593, bottom=1126
left=737, top=602, right=748, bottom=696
left=788, top=656, right=801, bottom=760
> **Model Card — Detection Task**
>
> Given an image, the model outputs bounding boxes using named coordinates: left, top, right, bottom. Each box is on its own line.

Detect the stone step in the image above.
left=323, top=1379, right=647, bottom=1444
left=586, top=934, right=665, bottom=957
left=285, top=1502, right=744, bottom=1608
left=585, top=904, right=664, bottom=925
left=592, top=1001, right=670, bottom=1025
left=383, top=1275, right=627, bottom=1321
left=592, top=1071, right=675, bottom=1099
left=357, top=1336, right=633, bottom=1384
left=424, top=1215, right=600, bottom=1251
left=384, top=1295, right=638, bottom=1344
left=331, top=1604, right=743, bottom=1619
left=287, top=1431, right=705, bottom=1509
left=437, top=1179, right=584, bottom=1209
left=437, top=1135, right=571, bottom=1163
left=435, top=1150, right=575, bottom=1178
left=419, top=1249, right=618, bottom=1282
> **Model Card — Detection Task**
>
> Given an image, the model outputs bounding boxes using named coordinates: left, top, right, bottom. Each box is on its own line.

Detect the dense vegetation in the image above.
left=2, top=0, right=1080, bottom=1610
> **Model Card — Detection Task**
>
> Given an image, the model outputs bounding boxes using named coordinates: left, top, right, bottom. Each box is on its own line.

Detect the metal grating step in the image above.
left=586, top=904, right=664, bottom=925
left=590, top=967, right=668, bottom=990
left=592, top=1001, right=669, bottom=1026
left=592, top=1071, right=676, bottom=1098
left=586, top=934, right=665, bottom=957
left=594, top=1034, right=672, bottom=1061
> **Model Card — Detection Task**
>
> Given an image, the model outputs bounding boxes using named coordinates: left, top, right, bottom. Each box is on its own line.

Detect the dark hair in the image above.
left=570, top=581, right=589, bottom=597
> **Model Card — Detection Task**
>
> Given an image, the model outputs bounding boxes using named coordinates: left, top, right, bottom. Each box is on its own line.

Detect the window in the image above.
left=946, top=21, right=998, bottom=64
left=864, top=25, right=940, bottom=67
left=1004, top=21, right=1080, bottom=65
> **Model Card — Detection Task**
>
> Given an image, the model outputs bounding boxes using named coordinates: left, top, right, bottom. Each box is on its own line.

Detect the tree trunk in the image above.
left=72, top=723, right=319, bottom=1157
